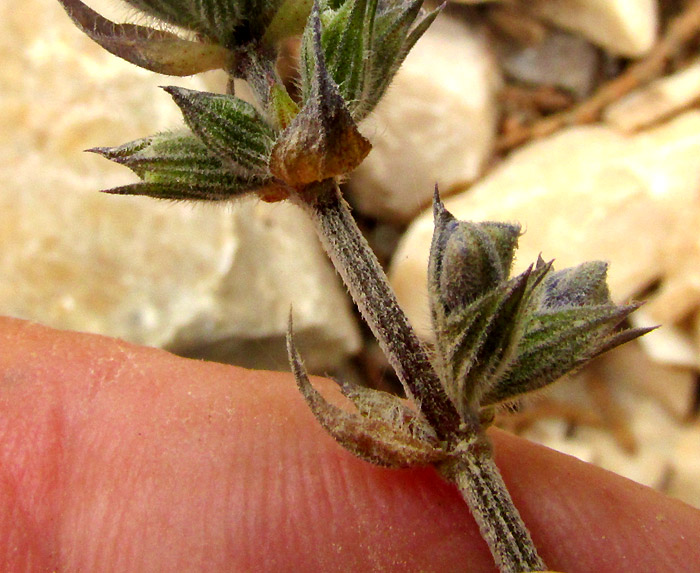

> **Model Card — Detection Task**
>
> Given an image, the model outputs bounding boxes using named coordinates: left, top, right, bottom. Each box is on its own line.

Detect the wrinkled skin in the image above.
left=1, top=317, right=699, bottom=572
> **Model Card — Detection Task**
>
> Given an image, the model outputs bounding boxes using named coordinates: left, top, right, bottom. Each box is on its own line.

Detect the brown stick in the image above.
left=496, top=0, right=700, bottom=152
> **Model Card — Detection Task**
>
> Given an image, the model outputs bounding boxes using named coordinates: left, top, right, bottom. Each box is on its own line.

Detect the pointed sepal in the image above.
left=480, top=267, right=652, bottom=405
left=58, top=0, right=230, bottom=76
left=429, top=192, right=529, bottom=414
left=269, top=4, right=371, bottom=186
left=299, top=0, right=442, bottom=120
left=164, top=87, right=276, bottom=179
left=287, top=317, right=446, bottom=468
left=430, top=193, right=521, bottom=315
left=365, top=0, right=441, bottom=117
left=89, top=132, right=276, bottom=201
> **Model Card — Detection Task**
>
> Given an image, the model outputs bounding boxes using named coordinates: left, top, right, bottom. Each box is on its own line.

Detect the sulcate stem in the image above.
left=294, top=179, right=546, bottom=572
left=439, top=447, right=547, bottom=573
left=293, top=179, right=464, bottom=438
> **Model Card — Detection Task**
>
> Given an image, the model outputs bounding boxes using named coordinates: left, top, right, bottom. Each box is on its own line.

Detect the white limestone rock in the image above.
left=575, top=404, right=673, bottom=492
left=632, top=312, right=698, bottom=370
left=526, top=0, right=658, bottom=57
left=596, top=342, right=697, bottom=421
left=171, top=198, right=362, bottom=372
left=0, top=0, right=233, bottom=348
left=390, top=112, right=700, bottom=343
left=0, top=157, right=234, bottom=348
left=667, top=422, right=700, bottom=508
left=521, top=386, right=693, bottom=504
left=605, top=58, right=700, bottom=133
left=1, top=0, right=360, bottom=370
left=500, top=30, right=599, bottom=98
left=348, top=15, right=501, bottom=223
left=642, top=182, right=700, bottom=326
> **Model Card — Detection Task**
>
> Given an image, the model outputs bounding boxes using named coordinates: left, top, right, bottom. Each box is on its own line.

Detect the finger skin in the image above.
left=0, top=317, right=698, bottom=572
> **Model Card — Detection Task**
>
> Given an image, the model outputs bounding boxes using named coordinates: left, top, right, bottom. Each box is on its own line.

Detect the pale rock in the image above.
left=596, top=342, right=697, bottom=420
left=576, top=424, right=671, bottom=491
left=621, top=397, right=688, bottom=491
left=642, top=186, right=700, bottom=325
left=526, top=0, right=658, bottom=57
left=171, top=198, right=362, bottom=372
left=667, top=422, right=700, bottom=508
left=390, top=113, right=700, bottom=341
left=631, top=312, right=698, bottom=369
left=536, top=370, right=596, bottom=411
left=520, top=417, right=598, bottom=464
left=500, top=30, right=599, bottom=98
left=522, top=391, right=684, bottom=498
left=0, top=0, right=232, bottom=348
left=348, top=15, right=500, bottom=222
left=605, top=58, right=700, bottom=133
left=0, top=159, right=234, bottom=348
left=1, top=0, right=360, bottom=370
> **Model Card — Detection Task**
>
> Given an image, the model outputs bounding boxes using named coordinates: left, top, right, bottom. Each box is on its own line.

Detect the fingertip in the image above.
left=1, top=319, right=699, bottom=572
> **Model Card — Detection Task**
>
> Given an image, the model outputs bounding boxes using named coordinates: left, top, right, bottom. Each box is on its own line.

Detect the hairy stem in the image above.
left=295, top=179, right=546, bottom=572
left=295, top=179, right=464, bottom=437
left=439, top=448, right=547, bottom=573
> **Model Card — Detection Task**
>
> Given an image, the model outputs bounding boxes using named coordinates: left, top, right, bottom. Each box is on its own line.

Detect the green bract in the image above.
left=164, top=87, right=276, bottom=178
left=299, top=0, right=440, bottom=120
left=269, top=4, right=372, bottom=186
left=89, top=132, right=275, bottom=200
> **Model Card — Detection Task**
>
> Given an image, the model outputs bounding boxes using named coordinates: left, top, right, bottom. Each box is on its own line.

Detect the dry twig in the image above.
left=496, top=0, right=700, bottom=152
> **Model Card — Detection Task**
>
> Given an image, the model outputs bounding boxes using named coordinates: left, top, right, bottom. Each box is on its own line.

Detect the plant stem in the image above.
left=295, top=179, right=464, bottom=437
left=439, top=448, right=547, bottom=573
left=295, top=179, right=547, bottom=572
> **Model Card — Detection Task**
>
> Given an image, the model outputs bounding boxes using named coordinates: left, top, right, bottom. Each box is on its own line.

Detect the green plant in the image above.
left=58, top=0, right=650, bottom=570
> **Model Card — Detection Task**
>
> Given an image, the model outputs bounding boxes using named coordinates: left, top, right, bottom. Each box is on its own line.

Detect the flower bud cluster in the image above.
left=428, top=194, right=651, bottom=420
